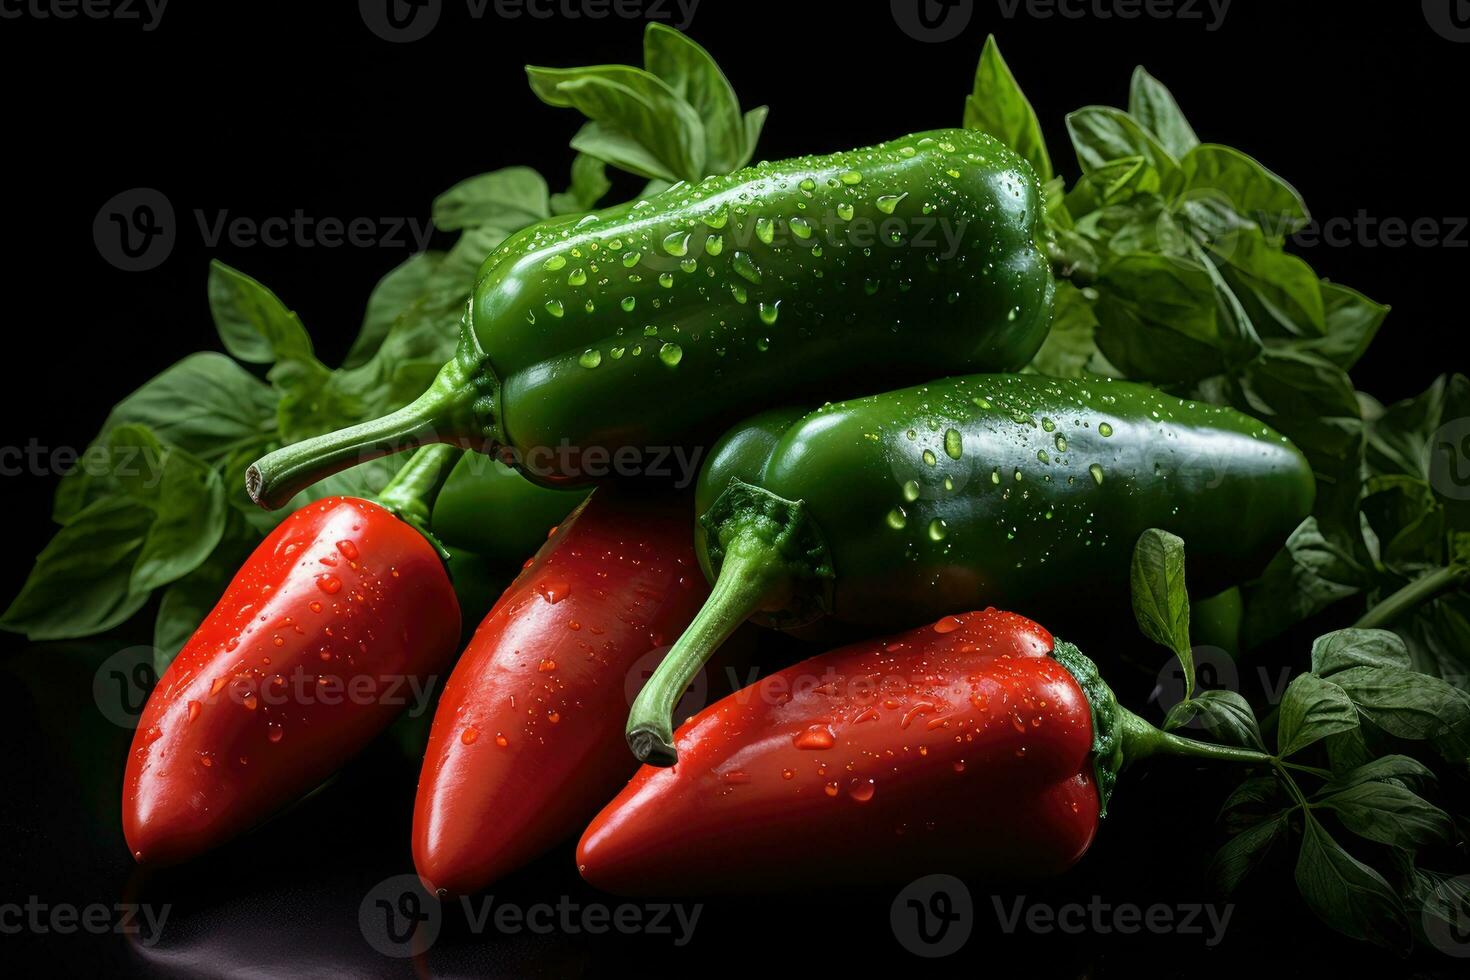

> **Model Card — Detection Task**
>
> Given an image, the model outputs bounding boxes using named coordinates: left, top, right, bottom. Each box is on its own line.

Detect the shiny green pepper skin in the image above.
left=430, top=453, right=588, bottom=565
left=626, top=374, right=1314, bottom=762
left=247, top=129, right=1054, bottom=508
left=700, top=375, right=1314, bottom=626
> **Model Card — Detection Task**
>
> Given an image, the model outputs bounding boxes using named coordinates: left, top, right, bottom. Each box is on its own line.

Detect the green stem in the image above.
left=246, top=352, right=495, bottom=511
left=1353, top=563, right=1469, bottom=631
left=1118, top=705, right=1274, bottom=767
left=374, top=444, right=460, bottom=533
left=626, top=539, right=794, bottom=767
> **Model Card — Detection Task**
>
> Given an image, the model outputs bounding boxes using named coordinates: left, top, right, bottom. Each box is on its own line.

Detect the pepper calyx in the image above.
left=700, top=478, right=835, bottom=630
left=1051, top=639, right=1124, bottom=818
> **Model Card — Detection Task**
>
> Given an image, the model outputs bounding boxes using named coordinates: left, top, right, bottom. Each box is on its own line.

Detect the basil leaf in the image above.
left=1217, top=775, right=1283, bottom=831
left=1301, top=281, right=1388, bottom=371
left=1131, top=528, right=1193, bottom=678
left=527, top=67, right=706, bottom=182
left=643, top=23, right=745, bottom=174
left=1242, top=517, right=1371, bottom=647
left=153, top=514, right=255, bottom=673
left=1318, top=781, right=1451, bottom=847
left=1211, top=812, right=1287, bottom=895
left=1210, top=226, right=1325, bottom=338
left=1128, top=66, right=1199, bottom=159
left=1396, top=591, right=1470, bottom=684
left=1311, top=628, right=1413, bottom=676
left=1294, top=815, right=1409, bottom=950
left=207, top=260, right=317, bottom=366
left=550, top=154, right=612, bottom=215
left=569, top=119, right=683, bottom=185
left=1093, top=253, right=1234, bottom=383
left=346, top=252, right=444, bottom=370
left=130, top=450, right=227, bottom=595
left=964, top=35, right=1052, bottom=183
left=1277, top=672, right=1360, bottom=757
left=742, top=106, right=769, bottom=162
left=1, top=496, right=155, bottom=641
left=1167, top=689, right=1266, bottom=751
left=431, top=167, right=549, bottom=233
left=1178, top=144, right=1309, bottom=240
left=1024, top=281, right=1112, bottom=378
left=1066, top=106, right=1180, bottom=190
left=1361, top=475, right=1444, bottom=564
left=1329, top=665, right=1470, bottom=757
left=1318, top=755, right=1436, bottom=793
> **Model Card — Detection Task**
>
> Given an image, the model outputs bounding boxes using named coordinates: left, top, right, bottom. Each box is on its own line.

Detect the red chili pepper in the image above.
left=413, top=487, right=707, bottom=896
left=123, top=448, right=462, bottom=866
left=580, top=609, right=1098, bottom=892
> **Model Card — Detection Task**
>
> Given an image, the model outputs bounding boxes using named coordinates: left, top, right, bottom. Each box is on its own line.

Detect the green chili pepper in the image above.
left=626, top=374, right=1315, bottom=765
left=430, top=452, right=588, bottom=565
left=246, top=129, right=1055, bottom=508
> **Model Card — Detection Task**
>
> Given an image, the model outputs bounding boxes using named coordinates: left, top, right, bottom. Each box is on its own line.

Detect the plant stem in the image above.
left=1354, top=563, right=1469, bottom=630
left=374, top=444, right=460, bottom=532
left=625, top=539, right=793, bottom=767
left=1118, top=705, right=1274, bottom=767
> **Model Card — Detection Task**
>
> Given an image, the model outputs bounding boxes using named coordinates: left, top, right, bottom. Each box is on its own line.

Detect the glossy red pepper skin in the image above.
left=578, top=609, right=1099, bottom=894
left=413, top=488, right=707, bottom=896
left=123, top=497, right=460, bottom=866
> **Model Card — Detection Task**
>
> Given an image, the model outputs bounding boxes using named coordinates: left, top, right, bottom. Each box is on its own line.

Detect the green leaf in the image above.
left=1317, top=781, right=1452, bottom=848
left=1361, top=475, right=1444, bottom=564
left=642, top=23, right=746, bottom=173
left=1396, top=590, right=1470, bottom=684
left=1318, top=754, right=1435, bottom=791
left=1210, top=226, right=1325, bottom=338
left=550, top=153, right=612, bottom=215
left=431, top=167, right=549, bottom=233
left=1024, top=282, right=1113, bottom=378
left=526, top=66, right=706, bottom=182
left=1166, top=689, right=1265, bottom=751
left=1294, top=815, right=1409, bottom=950
left=742, top=106, right=769, bottom=162
left=1178, top=144, right=1309, bottom=241
left=1128, top=67, right=1199, bottom=159
left=1224, top=345, right=1364, bottom=531
left=130, top=449, right=227, bottom=595
left=1277, top=672, right=1360, bottom=757
left=1, top=496, right=155, bottom=641
left=1093, top=253, right=1236, bottom=383
left=1311, top=628, right=1413, bottom=676
left=346, top=253, right=443, bottom=370
left=1301, top=281, right=1388, bottom=371
left=963, top=35, right=1052, bottom=182
left=1242, top=517, right=1372, bottom=646
left=207, top=260, right=317, bottom=366
left=569, top=120, right=682, bottom=185
left=1330, top=665, right=1470, bottom=759
left=1066, top=106, right=1180, bottom=189
left=153, top=514, right=255, bottom=673
left=1130, top=528, right=1193, bottom=678
left=1218, top=775, right=1284, bottom=832
left=1211, top=812, right=1287, bottom=895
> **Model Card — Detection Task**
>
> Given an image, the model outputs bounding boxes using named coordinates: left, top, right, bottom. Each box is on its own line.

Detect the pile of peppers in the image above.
left=125, top=127, right=1322, bottom=905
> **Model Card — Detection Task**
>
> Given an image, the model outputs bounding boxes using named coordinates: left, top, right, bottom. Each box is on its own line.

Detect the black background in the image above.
left=2, top=1, right=1468, bottom=976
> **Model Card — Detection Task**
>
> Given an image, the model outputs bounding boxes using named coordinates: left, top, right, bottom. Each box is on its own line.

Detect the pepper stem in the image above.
left=374, top=444, right=460, bottom=539
left=1117, top=705, right=1274, bottom=767
left=625, top=480, right=834, bottom=766
left=626, top=538, right=796, bottom=767
left=1353, top=563, right=1470, bottom=631
left=246, top=348, right=495, bottom=511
